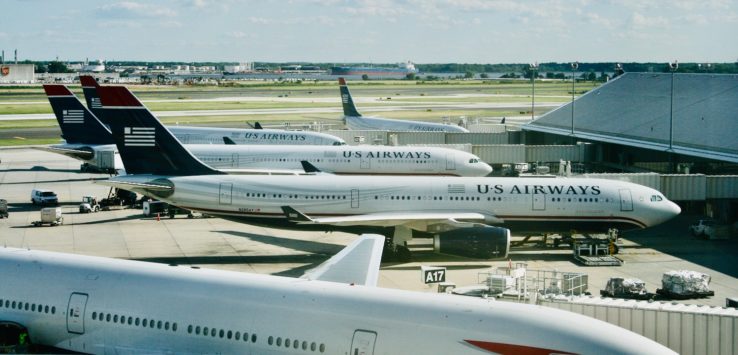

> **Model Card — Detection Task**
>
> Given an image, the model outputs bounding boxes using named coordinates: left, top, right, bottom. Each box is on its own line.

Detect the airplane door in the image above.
left=66, top=293, right=88, bottom=334
left=351, top=189, right=359, bottom=208
left=446, top=153, right=456, bottom=171
left=360, top=156, right=370, bottom=170
left=532, top=193, right=546, bottom=211
left=219, top=183, right=233, bottom=205
left=350, top=330, right=377, bottom=355
left=231, top=153, right=239, bottom=168
left=619, top=189, right=633, bottom=211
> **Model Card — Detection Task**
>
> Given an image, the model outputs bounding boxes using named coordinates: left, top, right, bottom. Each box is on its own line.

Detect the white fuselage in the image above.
left=0, top=247, right=676, bottom=354
left=111, top=174, right=681, bottom=234
left=53, top=143, right=491, bottom=177
left=186, top=144, right=491, bottom=176
left=345, top=115, right=469, bottom=133
left=167, top=126, right=346, bottom=145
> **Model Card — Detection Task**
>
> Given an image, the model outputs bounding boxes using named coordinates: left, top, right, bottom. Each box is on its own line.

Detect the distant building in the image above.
left=0, top=64, right=34, bottom=83
left=224, top=62, right=253, bottom=73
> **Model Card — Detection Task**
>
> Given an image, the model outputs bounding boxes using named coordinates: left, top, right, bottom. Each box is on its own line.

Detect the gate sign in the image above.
left=421, top=266, right=446, bottom=284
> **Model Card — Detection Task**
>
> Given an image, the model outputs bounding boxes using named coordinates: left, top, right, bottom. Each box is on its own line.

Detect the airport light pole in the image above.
left=668, top=60, right=678, bottom=152
left=570, top=62, right=578, bottom=138
left=530, top=62, right=539, bottom=121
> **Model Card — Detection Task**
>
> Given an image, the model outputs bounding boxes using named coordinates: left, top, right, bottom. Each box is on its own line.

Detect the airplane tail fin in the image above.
left=301, top=234, right=385, bottom=287
left=97, top=85, right=222, bottom=176
left=254, top=121, right=263, bottom=129
left=43, top=85, right=114, bottom=145
left=338, top=77, right=361, bottom=117
left=78, top=75, right=106, bottom=123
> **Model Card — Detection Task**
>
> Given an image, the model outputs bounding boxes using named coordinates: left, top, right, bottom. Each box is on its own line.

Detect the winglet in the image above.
left=223, top=136, right=236, bottom=145
left=254, top=122, right=263, bottom=129
left=281, top=206, right=313, bottom=222
left=338, top=77, right=361, bottom=117
left=300, top=160, right=322, bottom=173
left=301, top=234, right=385, bottom=287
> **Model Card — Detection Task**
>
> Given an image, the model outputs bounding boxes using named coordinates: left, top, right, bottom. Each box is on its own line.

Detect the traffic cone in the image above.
left=156, top=212, right=160, bottom=221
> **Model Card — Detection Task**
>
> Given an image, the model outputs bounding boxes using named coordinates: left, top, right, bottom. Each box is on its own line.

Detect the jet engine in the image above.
left=433, top=226, right=510, bottom=259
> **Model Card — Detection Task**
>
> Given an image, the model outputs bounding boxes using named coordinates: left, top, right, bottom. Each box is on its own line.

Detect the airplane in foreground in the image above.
left=97, top=85, right=681, bottom=259
left=79, top=75, right=346, bottom=146
left=0, top=235, right=676, bottom=354
left=338, top=77, right=470, bottom=132
left=42, top=84, right=491, bottom=177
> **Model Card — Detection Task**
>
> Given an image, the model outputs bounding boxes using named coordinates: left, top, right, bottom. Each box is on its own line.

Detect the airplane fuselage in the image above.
left=113, top=174, right=680, bottom=235
left=0, top=247, right=676, bottom=354
left=345, top=115, right=469, bottom=133
left=165, top=126, right=346, bottom=145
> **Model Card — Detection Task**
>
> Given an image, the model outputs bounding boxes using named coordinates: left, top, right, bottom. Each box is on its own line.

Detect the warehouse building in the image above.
left=0, top=63, right=34, bottom=83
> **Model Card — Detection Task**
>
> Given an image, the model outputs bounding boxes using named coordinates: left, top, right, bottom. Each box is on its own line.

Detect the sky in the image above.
left=1, top=0, right=736, bottom=63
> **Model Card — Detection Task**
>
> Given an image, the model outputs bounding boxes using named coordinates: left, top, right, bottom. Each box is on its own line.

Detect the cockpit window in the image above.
left=468, top=159, right=479, bottom=164
left=650, top=195, right=663, bottom=202
left=332, top=142, right=346, bottom=146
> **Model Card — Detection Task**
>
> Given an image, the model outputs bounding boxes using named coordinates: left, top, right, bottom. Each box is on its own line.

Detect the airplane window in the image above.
left=277, top=337, right=282, bottom=346
left=252, top=334, right=257, bottom=343
left=135, top=318, right=140, bottom=326
left=650, top=195, right=663, bottom=202
left=151, top=320, right=156, bottom=329
left=286, top=339, right=291, bottom=347
left=211, top=328, right=217, bottom=337
left=24, top=303, right=29, bottom=311
left=31, top=304, right=36, bottom=312
left=227, top=330, right=232, bottom=339
left=188, top=325, right=193, bottom=334
left=173, top=323, right=177, bottom=332
left=219, top=329, right=225, bottom=338
left=121, top=315, right=126, bottom=324
left=196, top=326, right=201, bottom=335
left=311, top=343, right=317, bottom=351
left=107, top=314, right=112, bottom=322
left=303, top=341, right=308, bottom=350
left=235, top=331, right=241, bottom=340
left=128, top=317, right=133, bottom=325
left=320, top=343, right=326, bottom=353
left=294, top=341, right=299, bottom=349
left=92, top=312, right=96, bottom=320
left=114, top=315, right=119, bottom=323
left=165, top=322, right=170, bottom=330
left=142, top=319, right=148, bottom=327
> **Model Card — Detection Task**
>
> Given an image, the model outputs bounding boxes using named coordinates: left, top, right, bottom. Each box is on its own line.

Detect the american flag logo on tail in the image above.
left=341, top=94, right=349, bottom=104
left=62, top=110, right=84, bottom=124
left=90, top=97, right=102, bottom=109
left=124, top=127, right=155, bottom=147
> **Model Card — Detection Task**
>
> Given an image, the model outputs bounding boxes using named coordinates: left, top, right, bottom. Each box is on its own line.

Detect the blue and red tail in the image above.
left=338, top=78, right=362, bottom=117
left=79, top=75, right=106, bottom=123
left=97, top=85, right=222, bottom=176
left=43, top=84, right=114, bottom=145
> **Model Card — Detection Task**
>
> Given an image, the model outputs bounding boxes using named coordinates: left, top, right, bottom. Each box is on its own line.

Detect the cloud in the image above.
left=98, top=2, right=177, bottom=18
left=227, top=31, right=256, bottom=39
left=248, top=17, right=273, bottom=25
left=630, top=12, right=669, bottom=29
left=582, top=12, right=616, bottom=29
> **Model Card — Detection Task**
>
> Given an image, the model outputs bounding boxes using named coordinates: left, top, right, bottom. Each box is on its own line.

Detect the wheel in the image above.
left=94, top=206, right=100, bottom=212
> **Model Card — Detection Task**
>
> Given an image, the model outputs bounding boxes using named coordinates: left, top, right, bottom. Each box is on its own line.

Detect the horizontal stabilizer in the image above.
left=34, top=146, right=94, bottom=160
left=223, top=136, right=236, bottom=145
left=281, top=206, right=313, bottom=222
left=254, top=122, right=263, bottom=130
left=301, top=234, right=385, bottom=287
left=98, top=178, right=173, bottom=191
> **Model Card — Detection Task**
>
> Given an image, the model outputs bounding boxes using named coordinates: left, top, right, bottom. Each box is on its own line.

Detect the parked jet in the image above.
left=0, top=236, right=676, bottom=354
left=79, top=75, right=346, bottom=146
left=42, top=85, right=491, bottom=177
left=97, top=85, right=680, bottom=259
left=338, top=77, right=469, bottom=132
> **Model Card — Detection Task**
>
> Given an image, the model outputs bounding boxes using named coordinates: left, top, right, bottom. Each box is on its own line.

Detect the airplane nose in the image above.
left=670, top=201, right=682, bottom=216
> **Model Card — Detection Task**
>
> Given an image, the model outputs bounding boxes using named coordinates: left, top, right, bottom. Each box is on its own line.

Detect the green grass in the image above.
left=0, top=137, right=61, bottom=146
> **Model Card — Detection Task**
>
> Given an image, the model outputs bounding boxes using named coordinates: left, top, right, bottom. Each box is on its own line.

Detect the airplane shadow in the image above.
left=7, top=202, right=81, bottom=213
left=10, top=212, right=144, bottom=228
left=216, top=230, right=345, bottom=255
left=0, top=166, right=83, bottom=173
left=623, top=214, right=738, bottom=278
left=132, top=254, right=328, bottom=266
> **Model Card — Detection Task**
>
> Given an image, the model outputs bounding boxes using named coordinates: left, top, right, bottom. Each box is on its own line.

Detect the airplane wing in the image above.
left=33, top=146, right=94, bottom=160
left=301, top=234, right=384, bottom=287
left=281, top=206, right=491, bottom=228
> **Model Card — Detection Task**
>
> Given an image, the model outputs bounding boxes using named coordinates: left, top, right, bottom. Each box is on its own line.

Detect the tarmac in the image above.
left=1, top=148, right=737, bottom=308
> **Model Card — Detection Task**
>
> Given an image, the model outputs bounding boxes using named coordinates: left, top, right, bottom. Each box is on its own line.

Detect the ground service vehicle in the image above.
left=30, top=189, right=58, bottom=205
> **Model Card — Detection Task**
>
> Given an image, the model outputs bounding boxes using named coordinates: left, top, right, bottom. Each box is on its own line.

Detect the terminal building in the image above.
left=0, top=63, right=34, bottom=83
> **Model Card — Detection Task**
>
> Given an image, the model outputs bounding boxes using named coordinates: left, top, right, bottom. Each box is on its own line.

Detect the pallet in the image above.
left=574, top=255, right=623, bottom=266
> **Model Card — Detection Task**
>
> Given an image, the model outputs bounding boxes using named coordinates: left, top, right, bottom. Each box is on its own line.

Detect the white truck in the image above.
left=31, top=189, right=58, bottom=205
left=690, top=219, right=716, bottom=238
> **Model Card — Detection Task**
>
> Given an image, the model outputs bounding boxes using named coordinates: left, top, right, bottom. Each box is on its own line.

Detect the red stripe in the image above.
left=43, top=85, right=73, bottom=96
left=465, top=340, right=577, bottom=355
left=98, top=86, right=144, bottom=107
left=79, top=75, right=99, bottom=88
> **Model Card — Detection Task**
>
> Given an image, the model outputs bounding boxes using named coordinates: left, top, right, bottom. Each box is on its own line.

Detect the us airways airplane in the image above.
left=338, top=77, right=470, bottom=132
left=0, top=236, right=676, bottom=354
left=79, top=75, right=346, bottom=146
left=42, top=85, right=491, bottom=177
left=97, top=85, right=681, bottom=259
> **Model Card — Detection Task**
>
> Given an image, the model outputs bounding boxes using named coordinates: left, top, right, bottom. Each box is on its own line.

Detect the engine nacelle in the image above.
left=433, top=226, right=510, bottom=259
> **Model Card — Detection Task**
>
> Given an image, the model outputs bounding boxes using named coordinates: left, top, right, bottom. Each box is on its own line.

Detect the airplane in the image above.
left=42, top=84, right=492, bottom=177
left=79, top=75, right=347, bottom=146
left=0, top=236, right=676, bottom=354
left=97, top=85, right=681, bottom=260
left=338, top=77, right=470, bottom=132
